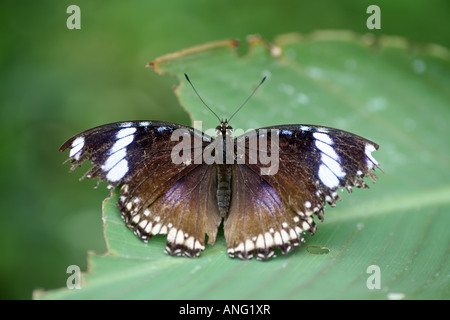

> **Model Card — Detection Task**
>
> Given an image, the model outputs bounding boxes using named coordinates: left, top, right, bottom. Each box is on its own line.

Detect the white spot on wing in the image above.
left=316, top=127, right=329, bottom=133
left=151, top=223, right=161, bottom=235
left=167, top=228, right=177, bottom=243
left=110, top=135, right=134, bottom=154
left=159, top=225, right=168, bottom=235
left=314, top=132, right=345, bottom=185
left=175, top=231, right=184, bottom=244
left=139, top=220, right=148, bottom=229
left=264, top=232, right=274, bottom=247
left=313, top=132, right=333, bottom=145
left=131, top=214, right=140, bottom=224
left=299, top=125, right=311, bottom=131
left=315, top=140, right=339, bottom=161
left=70, top=137, right=85, bottom=160
left=101, top=127, right=137, bottom=182
left=144, top=222, right=153, bottom=233
left=119, top=122, right=133, bottom=128
left=102, top=149, right=127, bottom=171
left=274, top=232, right=282, bottom=245
left=116, top=127, right=137, bottom=139
left=321, top=154, right=346, bottom=178
left=365, top=144, right=378, bottom=168
left=318, top=164, right=340, bottom=188
left=185, top=236, right=195, bottom=249
left=106, top=158, right=128, bottom=182
left=256, top=234, right=265, bottom=249
left=245, top=239, right=255, bottom=252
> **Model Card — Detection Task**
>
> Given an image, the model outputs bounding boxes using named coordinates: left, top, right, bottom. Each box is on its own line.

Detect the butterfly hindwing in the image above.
left=224, top=164, right=316, bottom=260
left=120, top=163, right=221, bottom=257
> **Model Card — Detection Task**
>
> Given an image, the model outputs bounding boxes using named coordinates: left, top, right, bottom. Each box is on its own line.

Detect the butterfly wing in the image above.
left=122, top=163, right=221, bottom=257
left=243, top=124, right=378, bottom=219
left=60, top=121, right=221, bottom=257
left=60, top=121, right=201, bottom=186
left=225, top=164, right=315, bottom=260
left=224, top=124, right=379, bottom=259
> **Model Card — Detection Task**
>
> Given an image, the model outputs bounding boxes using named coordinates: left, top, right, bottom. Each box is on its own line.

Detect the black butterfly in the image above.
left=60, top=74, right=379, bottom=260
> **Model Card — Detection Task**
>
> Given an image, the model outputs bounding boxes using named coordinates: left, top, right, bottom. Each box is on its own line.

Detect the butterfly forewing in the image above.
left=60, top=121, right=208, bottom=186
left=237, top=125, right=378, bottom=221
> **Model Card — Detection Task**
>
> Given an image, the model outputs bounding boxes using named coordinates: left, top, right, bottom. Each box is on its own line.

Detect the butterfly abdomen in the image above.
left=216, top=164, right=232, bottom=217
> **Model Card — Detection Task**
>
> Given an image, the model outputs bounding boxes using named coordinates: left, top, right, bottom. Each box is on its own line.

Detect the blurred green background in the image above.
left=0, top=0, right=448, bottom=299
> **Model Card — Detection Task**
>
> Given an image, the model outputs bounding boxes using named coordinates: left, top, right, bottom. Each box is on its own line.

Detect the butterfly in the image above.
left=60, top=74, right=379, bottom=260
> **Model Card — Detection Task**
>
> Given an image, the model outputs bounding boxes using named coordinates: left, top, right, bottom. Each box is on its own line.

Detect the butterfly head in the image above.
left=216, top=119, right=233, bottom=137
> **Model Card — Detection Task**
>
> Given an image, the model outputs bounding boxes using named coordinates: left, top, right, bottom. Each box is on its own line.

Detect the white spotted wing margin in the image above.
left=60, top=120, right=220, bottom=258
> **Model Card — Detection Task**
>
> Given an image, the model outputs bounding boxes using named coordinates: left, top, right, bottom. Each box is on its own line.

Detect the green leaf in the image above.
left=37, top=31, right=450, bottom=300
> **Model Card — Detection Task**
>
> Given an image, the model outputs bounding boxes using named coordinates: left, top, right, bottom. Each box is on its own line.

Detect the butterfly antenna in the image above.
left=184, top=73, right=221, bottom=122
left=228, top=76, right=266, bottom=122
